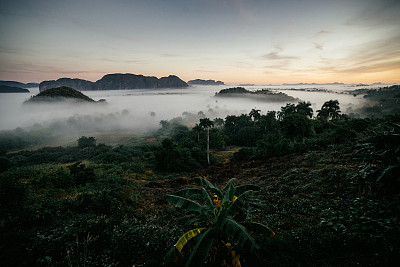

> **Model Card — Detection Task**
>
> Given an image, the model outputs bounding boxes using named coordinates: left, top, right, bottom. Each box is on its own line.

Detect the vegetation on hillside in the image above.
left=1, top=87, right=400, bottom=266
left=352, top=85, right=400, bottom=117
left=25, top=86, right=100, bottom=103
left=215, top=87, right=299, bottom=102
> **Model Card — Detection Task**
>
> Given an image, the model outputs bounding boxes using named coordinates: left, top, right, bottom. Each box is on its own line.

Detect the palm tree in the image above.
left=199, top=118, right=214, bottom=165
left=249, top=108, right=261, bottom=125
left=295, top=101, right=313, bottom=118
left=277, top=103, right=296, bottom=120
left=317, top=100, right=341, bottom=120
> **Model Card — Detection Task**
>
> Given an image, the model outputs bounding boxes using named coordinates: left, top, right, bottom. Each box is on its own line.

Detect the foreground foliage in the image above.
left=0, top=95, right=399, bottom=266
left=165, top=177, right=274, bottom=266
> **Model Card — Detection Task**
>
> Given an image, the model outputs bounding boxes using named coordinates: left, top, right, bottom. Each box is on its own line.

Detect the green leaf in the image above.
left=241, top=221, right=275, bottom=239
left=165, top=246, right=178, bottom=263
left=185, top=217, right=200, bottom=227
left=185, top=228, right=215, bottom=267
left=222, top=178, right=238, bottom=192
left=221, top=218, right=259, bottom=252
left=227, top=190, right=254, bottom=213
left=194, top=177, right=222, bottom=197
left=174, top=228, right=206, bottom=253
left=166, top=195, right=208, bottom=216
left=222, top=184, right=236, bottom=206
left=175, top=187, right=214, bottom=210
left=235, top=184, right=260, bottom=196
left=174, top=188, right=205, bottom=200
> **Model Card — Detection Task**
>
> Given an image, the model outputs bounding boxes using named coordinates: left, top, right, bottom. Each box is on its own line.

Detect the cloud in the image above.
left=262, top=51, right=298, bottom=61
left=313, top=30, right=331, bottom=38
left=318, top=33, right=400, bottom=75
left=345, top=0, right=400, bottom=28
left=261, top=46, right=299, bottom=72
left=159, top=53, right=181, bottom=58
left=314, top=43, right=324, bottom=50
left=195, top=69, right=218, bottom=73
left=100, top=57, right=147, bottom=64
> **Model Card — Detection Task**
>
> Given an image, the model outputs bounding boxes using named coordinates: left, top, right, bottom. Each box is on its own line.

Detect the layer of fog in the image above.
left=0, top=84, right=382, bottom=138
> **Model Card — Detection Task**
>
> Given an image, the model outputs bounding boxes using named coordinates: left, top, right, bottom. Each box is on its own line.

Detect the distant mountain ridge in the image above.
left=0, top=85, right=30, bottom=93
left=188, top=79, right=224, bottom=85
left=0, top=80, right=39, bottom=88
left=39, top=73, right=188, bottom=92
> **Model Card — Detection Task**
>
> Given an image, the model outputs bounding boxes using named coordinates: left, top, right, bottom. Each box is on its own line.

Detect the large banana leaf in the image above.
left=185, top=217, right=200, bottom=227
left=221, top=218, right=259, bottom=252
left=165, top=228, right=208, bottom=263
left=165, top=246, right=178, bottom=263
left=235, top=184, right=260, bottom=195
left=221, top=184, right=236, bottom=206
left=175, top=228, right=206, bottom=252
left=174, top=188, right=204, bottom=199
left=185, top=228, right=215, bottom=267
left=166, top=195, right=209, bottom=216
left=194, top=177, right=222, bottom=197
left=222, top=178, right=238, bottom=192
left=227, top=190, right=254, bottom=213
left=240, top=222, right=275, bottom=239
left=174, top=187, right=214, bottom=208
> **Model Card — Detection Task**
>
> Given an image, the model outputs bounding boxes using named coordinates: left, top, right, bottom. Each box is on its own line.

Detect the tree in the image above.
left=197, top=111, right=206, bottom=118
left=192, top=124, right=203, bottom=142
left=296, top=101, right=313, bottom=118
left=159, top=120, right=170, bottom=129
left=156, top=139, right=201, bottom=172
left=280, top=114, right=312, bottom=139
left=199, top=118, right=214, bottom=165
left=317, top=100, right=341, bottom=120
left=278, top=103, right=296, bottom=120
left=213, top=118, right=224, bottom=128
left=77, top=136, right=96, bottom=148
left=165, top=177, right=275, bottom=266
left=249, top=109, right=261, bottom=125
left=259, top=111, right=278, bottom=133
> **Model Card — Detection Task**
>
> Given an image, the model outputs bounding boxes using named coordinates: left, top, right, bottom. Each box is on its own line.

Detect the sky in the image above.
left=0, top=0, right=399, bottom=84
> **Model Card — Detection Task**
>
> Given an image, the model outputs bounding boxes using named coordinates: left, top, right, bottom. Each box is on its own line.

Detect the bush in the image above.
left=78, top=136, right=96, bottom=148
left=155, top=139, right=202, bottom=172
left=68, top=162, right=96, bottom=185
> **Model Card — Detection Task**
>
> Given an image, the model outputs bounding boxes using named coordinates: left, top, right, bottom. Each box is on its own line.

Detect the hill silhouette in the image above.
left=39, top=73, right=188, bottom=92
left=25, top=86, right=97, bottom=103
left=0, top=85, right=30, bottom=93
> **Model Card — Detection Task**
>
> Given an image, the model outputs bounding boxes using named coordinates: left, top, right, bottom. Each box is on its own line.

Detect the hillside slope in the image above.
left=25, top=86, right=96, bottom=103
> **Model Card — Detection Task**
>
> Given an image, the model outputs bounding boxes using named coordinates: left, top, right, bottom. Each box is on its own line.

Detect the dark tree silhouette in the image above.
left=317, top=100, right=341, bottom=120
left=78, top=136, right=96, bottom=148
left=296, top=101, right=313, bottom=118
left=192, top=123, right=202, bottom=142
left=278, top=103, right=296, bottom=120
left=213, top=118, right=224, bottom=128
left=249, top=108, right=261, bottom=125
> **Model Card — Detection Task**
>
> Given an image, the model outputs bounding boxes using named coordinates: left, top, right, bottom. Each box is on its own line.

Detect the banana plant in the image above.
left=165, top=177, right=275, bottom=266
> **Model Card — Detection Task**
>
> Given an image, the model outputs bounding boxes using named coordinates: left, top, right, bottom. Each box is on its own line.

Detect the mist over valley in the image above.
left=0, top=83, right=382, bottom=149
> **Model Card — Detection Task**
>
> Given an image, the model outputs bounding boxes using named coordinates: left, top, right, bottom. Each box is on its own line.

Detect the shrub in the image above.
left=78, top=136, right=96, bottom=148
left=165, top=177, right=275, bottom=266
